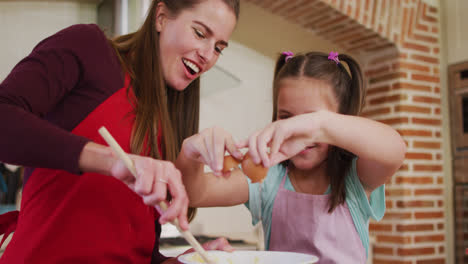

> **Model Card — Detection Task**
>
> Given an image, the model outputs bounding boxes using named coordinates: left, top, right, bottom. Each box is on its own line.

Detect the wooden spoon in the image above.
left=98, top=126, right=216, bottom=264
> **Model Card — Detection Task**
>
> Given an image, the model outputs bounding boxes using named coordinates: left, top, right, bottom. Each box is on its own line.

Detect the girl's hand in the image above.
left=180, top=126, right=243, bottom=177
left=238, top=112, right=324, bottom=167
left=109, top=155, right=189, bottom=230
left=163, top=237, right=235, bottom=264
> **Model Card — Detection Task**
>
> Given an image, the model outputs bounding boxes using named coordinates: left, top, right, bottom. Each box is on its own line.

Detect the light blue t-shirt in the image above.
left=244, top=158, right=385, bottom=257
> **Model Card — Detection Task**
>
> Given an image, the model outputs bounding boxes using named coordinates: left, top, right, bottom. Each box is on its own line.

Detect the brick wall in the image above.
left=244, top=0, right=445, bottom=263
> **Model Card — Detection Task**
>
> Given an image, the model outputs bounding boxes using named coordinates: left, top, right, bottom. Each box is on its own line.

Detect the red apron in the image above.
left=0, top=76, right=162, bottom=263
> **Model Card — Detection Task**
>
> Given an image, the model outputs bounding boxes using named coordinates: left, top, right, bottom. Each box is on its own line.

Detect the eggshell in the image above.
left=241, top=153, right=268, bottom=183
left=222, top=154, right=268, bottom=182
left=222, top=155, right=241, bottom=172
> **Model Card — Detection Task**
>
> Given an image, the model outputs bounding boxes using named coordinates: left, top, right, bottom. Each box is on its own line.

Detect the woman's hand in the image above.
left=237, top=112, right=324, bottom=167
left=163, top=237, right=235, bottom=264
left=78, top=142, right=190, bottom=229
left=109, top=155, right=189, bottom=229
left=180, top=126, right=243, bottom=177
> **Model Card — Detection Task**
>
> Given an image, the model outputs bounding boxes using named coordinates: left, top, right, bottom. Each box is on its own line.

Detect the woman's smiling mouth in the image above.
left=182, top=58, right=200, bottom=76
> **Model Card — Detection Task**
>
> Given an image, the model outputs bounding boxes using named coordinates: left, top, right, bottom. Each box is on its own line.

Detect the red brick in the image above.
left=413, top=96, right=440, bottom=104
left=397, top=247, right=435, bottom=256
left=412, top=74, right=440, bottom=83
left=378, top=117, right=409, bottom=125
left=395, top=105, right=431, bottom=114
left=402, top=42, right=431, bottom=52
left=415, top=211, right=444, bottom=219
left=415, top=23, right=429, bottom=32
left=398, top=164, right=409, bottom=171
left=406, top=152, right=432, bottom=160
left=439, top=246, right=444, bottom=254
left=386, top=188, right=412, bottom=196
left=413, top=34, right=438, bottom=43
left=433, top=47, right=439, bottom=54
left=396, top=200, right=434, bottom=208
left=416, top=258, right=445, bottom=264
left=414, top=188, right=443, bottom=195
left=374, top=259, right=412, bottom=264
left=437, top=177, right=443, bottom=184
left=395, top=62, right=431, bottom=72
left=370, top=72, right=407, bottom=84
left=397, top=129, right=432, bottom=137
left=411, top=54, right=439, bottom=64
left=413, top=141, right=441, bottom=149
left=386, top=200, right=393, bottom=209
left=370, top=223, right=392, bottom=232
left=392, top=82, right=431, bottom=92
left=414, top=234, right=444, bottom=243
left=384, top=212, right=412, bottom=220
left=413, top=164, right=442, bottom=172
left=374, top=246, right=394, bottom=255
left=369, top=94, right=407, bottom=105
left=367, top=85, right=391, bottom=95
left=362, top=107, right=391, bottom=117
left=423, top=15, right=437, bottom=23
left=395, top=176, right=433, bottom=184
left=377, top=235, right=411, bottom=244
left=432, top=27, right=438, bottom=34
left=412, top=117, right=441, bottom=126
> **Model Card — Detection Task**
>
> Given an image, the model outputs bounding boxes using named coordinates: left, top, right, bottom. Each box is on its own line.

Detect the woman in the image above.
left=0, top=0, right=239, bottom=263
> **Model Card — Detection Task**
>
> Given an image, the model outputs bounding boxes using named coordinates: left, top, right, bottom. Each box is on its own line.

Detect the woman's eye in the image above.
left=215, top=46, right=223, bottom=55
left=194, top=28, right=205, bottom=38
left=278, top=115, right=290, bottom=120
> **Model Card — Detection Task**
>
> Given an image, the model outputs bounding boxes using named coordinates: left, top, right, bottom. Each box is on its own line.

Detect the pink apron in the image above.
left=269, top=169, right=366, bottom=263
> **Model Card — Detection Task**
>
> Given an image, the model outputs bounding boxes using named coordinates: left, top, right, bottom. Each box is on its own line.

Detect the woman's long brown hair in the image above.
left=108, top=0, right=239, bottom=221
left=272, top=52, right=365, bottom=213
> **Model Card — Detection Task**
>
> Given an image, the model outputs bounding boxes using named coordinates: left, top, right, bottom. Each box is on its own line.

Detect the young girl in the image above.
left=179, top=51, right=406, bottom=263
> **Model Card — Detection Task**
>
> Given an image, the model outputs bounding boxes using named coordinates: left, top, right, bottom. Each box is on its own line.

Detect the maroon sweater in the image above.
left=0, top=24, right=168, bottom=263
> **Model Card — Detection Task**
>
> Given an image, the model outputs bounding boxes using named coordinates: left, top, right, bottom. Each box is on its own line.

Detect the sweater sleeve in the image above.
left=0, top=24, right=111, bottom=174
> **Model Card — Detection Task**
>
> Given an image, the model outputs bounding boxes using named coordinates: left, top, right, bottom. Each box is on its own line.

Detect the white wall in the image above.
left=0, top=0, right=98, bottom=80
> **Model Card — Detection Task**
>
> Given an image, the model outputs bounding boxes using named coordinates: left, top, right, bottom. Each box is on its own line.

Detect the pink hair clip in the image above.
left=328, top=51, right=340, bottom=64
left=282, top=51, right=294, bottom=62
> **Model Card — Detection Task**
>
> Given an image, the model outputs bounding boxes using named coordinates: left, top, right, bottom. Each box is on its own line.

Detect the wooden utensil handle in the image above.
left=98, top=127, right=215, bottom=264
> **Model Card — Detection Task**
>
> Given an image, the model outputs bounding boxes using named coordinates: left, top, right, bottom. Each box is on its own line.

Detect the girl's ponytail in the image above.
left=272, top=51, right=296, bottom=121
left=273, top=52, right=289, bottom=79
left=337, top=54, right=366, bottom=116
